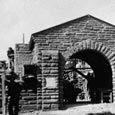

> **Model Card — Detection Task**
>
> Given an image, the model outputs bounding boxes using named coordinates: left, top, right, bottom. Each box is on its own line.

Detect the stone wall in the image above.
left=15, top=44, right=38, bottom=112
left=31, top=15, right=115, bottom=104
left=31, top=43, right=43, bottom=110
left=32, top=16, right=115, bottom=52
left=14, top=15, right=115, bottom=111
left=42, top=50, right=59, bottom=110
left=15, top=44, right=33, bottom=74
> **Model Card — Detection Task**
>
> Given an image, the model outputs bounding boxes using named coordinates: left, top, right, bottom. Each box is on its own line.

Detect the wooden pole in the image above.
left=1, top=69, right=6, bottom=115
left=23, top=33, right=25, bottom=44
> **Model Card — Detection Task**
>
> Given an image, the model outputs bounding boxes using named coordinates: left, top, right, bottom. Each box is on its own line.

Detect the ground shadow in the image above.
left=87, top=112, right=115, bottom=115
left=62, top=101, right=93, bottom=110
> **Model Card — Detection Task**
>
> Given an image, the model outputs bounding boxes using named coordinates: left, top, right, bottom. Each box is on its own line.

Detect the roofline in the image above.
left=29, top=14, right=115, bottom=50
left=32, top=14, right=115, bottom=36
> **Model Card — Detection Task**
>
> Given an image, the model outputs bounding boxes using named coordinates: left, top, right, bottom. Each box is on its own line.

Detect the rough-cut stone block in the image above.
left=50, top=70, right=58, bottom=74
left=42, top=63, right=51, bottom=67
left=42, top=99, right=58, bottom=104
left=28, top=100, right=37, bottom=104
left=37, top=100, right=42, bottom=104
left=51, top=95, right=59, bottom=99
left=42, top=104, right=51, bottom=110
left=51, top=104, right=59, bottom=110
left=21, top=104, right=37, bottom=111
left=42, top=96, right=51, bottom=99
left=42, top=70, right=50, bottom=74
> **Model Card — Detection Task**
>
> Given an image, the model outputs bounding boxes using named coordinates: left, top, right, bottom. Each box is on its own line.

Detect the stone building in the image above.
left=14, top=15, right=115, bottom=111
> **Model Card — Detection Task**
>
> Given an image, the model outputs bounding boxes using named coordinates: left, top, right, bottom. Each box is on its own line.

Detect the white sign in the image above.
left=46, top=77, right=57, bottom=88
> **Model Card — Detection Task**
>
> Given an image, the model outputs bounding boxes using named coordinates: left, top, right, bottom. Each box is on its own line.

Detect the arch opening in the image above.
left=70, top=49, right=112, bottom=89
left=63, top=49, right=113, bottom=104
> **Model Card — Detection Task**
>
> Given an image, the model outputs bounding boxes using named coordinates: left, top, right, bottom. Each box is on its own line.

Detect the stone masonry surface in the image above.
left=7, top=15, right=115, bottom=112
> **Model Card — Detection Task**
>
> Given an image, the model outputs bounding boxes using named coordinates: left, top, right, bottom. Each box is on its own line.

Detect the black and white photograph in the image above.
left=0, top=0, right=115, bottom=115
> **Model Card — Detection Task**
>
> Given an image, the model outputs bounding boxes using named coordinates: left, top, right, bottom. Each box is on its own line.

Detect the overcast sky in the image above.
left=1, top=0, right=115, bottom=61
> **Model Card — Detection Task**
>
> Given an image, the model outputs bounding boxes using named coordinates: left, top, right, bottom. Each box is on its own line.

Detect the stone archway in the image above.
left=63, top=40, right=115, bottom=103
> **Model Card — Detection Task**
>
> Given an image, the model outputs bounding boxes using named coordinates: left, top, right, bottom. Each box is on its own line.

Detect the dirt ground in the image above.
left=19, top=103, right=115, bottom=115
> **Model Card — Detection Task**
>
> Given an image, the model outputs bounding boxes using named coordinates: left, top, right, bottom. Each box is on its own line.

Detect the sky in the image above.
left=1, top=0, right=115, bottom=61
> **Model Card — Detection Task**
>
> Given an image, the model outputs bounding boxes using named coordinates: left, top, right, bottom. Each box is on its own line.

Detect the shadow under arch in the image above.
left=70, top=49, right=112, bottom=89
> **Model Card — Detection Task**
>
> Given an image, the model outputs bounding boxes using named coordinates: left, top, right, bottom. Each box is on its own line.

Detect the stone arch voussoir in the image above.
left=65, top=40, right=115, bottom=63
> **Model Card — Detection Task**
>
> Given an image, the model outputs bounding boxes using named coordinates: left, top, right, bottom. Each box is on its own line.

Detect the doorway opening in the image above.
left=63, top=49, right=112, bottom=104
